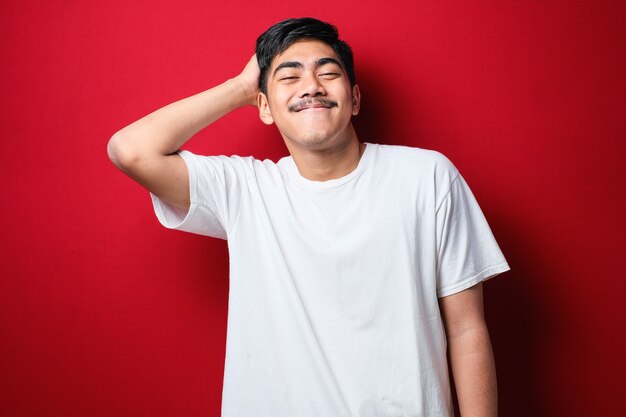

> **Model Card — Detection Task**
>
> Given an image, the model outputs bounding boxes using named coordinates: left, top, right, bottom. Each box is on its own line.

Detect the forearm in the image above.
left=448, top=323, right=498, bottom=417
left=108, top=76, right=253, bottom=165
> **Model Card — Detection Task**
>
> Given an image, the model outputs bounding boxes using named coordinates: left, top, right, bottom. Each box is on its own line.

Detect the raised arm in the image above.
left=107, top=55, right=260, bottom=211
left=439, top=282, right=498, bottom=417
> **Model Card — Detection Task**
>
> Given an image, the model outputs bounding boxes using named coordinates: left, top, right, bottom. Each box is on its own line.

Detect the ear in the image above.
left=257, top=92, right=274, bottom=125
left=351, top=84, right=361, bottom=116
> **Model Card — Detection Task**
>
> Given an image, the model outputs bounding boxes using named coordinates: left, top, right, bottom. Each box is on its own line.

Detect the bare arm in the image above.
left=107, top=55, right=260, bottom=211
left=439, top=283, right=498, bottom=417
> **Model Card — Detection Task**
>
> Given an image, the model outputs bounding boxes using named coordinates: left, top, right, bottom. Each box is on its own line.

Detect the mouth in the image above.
left=290, top=98, right=338, bottom=112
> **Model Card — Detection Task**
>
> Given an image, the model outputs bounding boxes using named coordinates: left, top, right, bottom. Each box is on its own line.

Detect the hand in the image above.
left=235, top=54, right=261, bottom=107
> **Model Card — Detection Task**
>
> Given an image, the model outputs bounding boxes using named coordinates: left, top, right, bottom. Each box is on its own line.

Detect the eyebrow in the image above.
left=315, top=57, right=343, bottom=68
left=273, top=57, right=344, bottom=76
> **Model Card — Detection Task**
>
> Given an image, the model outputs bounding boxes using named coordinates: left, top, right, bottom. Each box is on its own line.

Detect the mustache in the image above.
left=288, top=98, right=338, bottom=112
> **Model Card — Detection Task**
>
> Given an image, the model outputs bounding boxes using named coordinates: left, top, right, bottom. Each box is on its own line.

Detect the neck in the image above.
left=286, top=127, right=365, bottom=181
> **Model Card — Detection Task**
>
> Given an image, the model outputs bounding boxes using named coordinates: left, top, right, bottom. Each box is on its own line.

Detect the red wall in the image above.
left=1, top=1, right=624, bottom=416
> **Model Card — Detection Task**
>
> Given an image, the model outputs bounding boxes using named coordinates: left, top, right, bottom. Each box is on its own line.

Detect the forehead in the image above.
left=270, top=40, right=340, bottom=70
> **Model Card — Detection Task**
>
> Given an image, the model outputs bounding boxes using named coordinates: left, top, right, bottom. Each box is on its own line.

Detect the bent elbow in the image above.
left=107, top=133, right=122, bottom=168
left=107, top=132, right=139, bottom=172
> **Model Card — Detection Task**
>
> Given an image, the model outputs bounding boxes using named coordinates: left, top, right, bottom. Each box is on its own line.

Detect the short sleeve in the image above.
left=150, top=150, right=245, bottom=239
left=435, top=174, right=510, bottom=297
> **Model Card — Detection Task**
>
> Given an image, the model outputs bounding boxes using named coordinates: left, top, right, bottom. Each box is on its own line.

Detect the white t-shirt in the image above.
left=151, top=143, right=509, bottom=417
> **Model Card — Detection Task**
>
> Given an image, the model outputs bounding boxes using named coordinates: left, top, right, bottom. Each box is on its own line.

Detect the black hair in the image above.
left=255, top=17, right=356, bottom=95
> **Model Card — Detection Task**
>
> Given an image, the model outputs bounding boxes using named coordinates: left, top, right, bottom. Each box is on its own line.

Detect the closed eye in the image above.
left=319, top=72, right=341, bottom=79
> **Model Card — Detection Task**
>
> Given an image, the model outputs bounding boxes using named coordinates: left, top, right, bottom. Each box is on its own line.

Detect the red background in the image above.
left=1, top=1, right=624, bottom=416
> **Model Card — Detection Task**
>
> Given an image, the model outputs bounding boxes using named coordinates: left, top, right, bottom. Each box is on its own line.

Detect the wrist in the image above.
left=229, top=75, right=259, bottom=107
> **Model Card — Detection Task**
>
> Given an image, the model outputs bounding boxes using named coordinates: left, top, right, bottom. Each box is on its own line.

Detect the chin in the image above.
left=291, top=133, right=338, bottom=150
left=279, top=122, right=353, bottom=152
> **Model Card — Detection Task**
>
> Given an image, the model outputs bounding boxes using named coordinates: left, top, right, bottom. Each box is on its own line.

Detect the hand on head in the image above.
left=236, top=54, right=261, bottom=107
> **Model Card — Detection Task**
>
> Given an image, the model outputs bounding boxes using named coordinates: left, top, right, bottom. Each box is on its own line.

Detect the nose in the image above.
left=299, top=73, right=326, bottom=98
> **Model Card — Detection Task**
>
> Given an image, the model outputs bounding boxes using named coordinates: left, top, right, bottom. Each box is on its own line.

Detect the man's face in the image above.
left=258, top=40, right=360, bottom=151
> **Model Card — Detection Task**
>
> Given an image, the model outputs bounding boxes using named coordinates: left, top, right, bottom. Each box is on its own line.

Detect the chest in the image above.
left=241, top=175, right=437, bottom=262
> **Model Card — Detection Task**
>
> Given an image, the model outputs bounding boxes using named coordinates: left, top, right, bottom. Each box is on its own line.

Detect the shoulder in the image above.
left=180, top=150, right=282, bottom=176
left=369, top=143, right=459, bottom=181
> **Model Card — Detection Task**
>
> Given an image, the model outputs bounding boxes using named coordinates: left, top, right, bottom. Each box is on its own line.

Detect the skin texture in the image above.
left=108, top=40, right=498, bottom=417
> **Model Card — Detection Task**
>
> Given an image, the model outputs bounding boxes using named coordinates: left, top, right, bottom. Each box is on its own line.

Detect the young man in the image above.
left=108, top=17, right=509, bottom=417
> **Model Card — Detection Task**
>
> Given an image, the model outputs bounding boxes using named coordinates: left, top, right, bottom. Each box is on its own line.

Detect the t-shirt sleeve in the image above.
left=435, top=172, right=510, bottom=297
left=150, top=150, right=245, bottom=239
